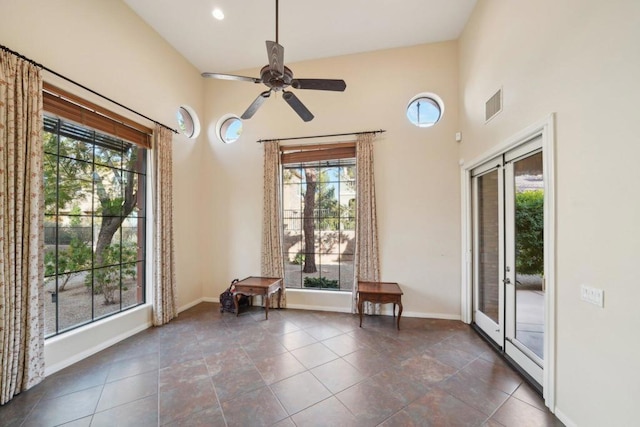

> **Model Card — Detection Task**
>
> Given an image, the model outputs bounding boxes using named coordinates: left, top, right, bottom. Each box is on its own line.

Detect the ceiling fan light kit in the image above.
left=201, top=0, right=346, bottom=122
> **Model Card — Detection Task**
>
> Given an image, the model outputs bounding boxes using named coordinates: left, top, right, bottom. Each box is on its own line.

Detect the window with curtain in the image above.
left=281, top=143, right=356, bottom=291
left=43, top=84, right=150, bottom=337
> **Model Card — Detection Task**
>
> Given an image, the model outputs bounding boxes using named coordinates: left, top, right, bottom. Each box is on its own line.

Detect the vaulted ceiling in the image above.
left=123, top=0, right=477, bottom=74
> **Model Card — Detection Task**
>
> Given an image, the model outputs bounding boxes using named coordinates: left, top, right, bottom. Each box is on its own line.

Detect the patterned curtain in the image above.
left=152, top=125, right=177, bottom=326
left=352, top=132, right=381, bottom=313
left=0, top=50, right=45, bottom=404
left=261, top=141, right=286, bottom=308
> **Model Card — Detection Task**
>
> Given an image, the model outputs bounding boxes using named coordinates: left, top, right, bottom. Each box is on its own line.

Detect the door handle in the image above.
left=503, top=277, right=511, bottom=284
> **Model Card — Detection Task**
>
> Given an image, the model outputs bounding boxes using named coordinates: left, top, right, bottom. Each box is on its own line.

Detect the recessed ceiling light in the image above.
left=212, top=8, right=224, bottom=20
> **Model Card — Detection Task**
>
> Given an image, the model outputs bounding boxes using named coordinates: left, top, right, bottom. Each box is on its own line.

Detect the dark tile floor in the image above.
left=1, top=303, right=564, bottom=426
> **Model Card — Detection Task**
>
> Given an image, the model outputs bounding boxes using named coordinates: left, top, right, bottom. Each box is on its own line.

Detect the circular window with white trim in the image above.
left=216, top=114, right=243, bottom=144
left=176, top=105, right=201, bottom=139
left=406, top=93, right=444, bottom=128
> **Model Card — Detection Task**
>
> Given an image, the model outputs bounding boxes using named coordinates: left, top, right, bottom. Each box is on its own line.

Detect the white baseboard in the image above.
left=356, top=304, right=461, bottom=321
left=195, top=298, right=351, bottom=314
left=285, top=303, right=353, bottom=313
left=400, top=310, right=461, bottom=321
left=186, top=298, right=461, bottom=321
left=178, top=297, right=207, bottom=312
left=553, top=408, right=577, bottom=427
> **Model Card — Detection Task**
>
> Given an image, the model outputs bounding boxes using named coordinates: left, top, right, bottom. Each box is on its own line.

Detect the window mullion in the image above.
left=43, top=113, right=147, bottom=338
left=55, top=119, right=61, bottom=335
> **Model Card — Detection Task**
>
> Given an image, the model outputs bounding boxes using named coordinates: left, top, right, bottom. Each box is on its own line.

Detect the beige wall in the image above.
left=0, top=0, right=206, bottom=370
left=202, top=42, right=462, bottom=318
left=8, top=2, right=635, bottom=422
left=0, top=1, right=463, bottom=370
left=459, top=0, right=640, bottom=425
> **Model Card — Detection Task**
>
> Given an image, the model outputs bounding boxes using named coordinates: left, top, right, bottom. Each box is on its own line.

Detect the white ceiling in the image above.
left=123, top=0, right=477, bottom=74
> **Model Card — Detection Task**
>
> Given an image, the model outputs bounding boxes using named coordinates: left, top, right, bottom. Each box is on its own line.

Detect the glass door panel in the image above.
left=514, top=152, right=544, bottom=359
left=505, top=148, right=544, bottom=384
left=472, top=167, right=504, bottom=345
left=477, top=171, right=500, bottom=323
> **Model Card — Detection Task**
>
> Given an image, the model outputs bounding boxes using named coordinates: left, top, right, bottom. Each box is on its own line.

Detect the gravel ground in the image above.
left=44, top=273, right=140, bottom=336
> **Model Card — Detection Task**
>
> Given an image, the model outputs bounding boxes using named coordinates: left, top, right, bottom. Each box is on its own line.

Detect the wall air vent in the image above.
left=485, top=88, right=502, bottom=123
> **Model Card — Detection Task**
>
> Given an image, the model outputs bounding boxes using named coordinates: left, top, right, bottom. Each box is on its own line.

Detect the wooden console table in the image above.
left=233, top=276, right=283, bottom=320
left=357, top=281, right=404, bottom=330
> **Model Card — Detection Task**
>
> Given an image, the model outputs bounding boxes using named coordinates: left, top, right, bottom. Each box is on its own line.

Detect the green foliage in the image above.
left=342, top=199, right=356, bottom=230
left=98, top=197, right=124, bottom=216
left=315, top=171, right=340, bottom=230
left=69, top=205, right=83, bottom=225
left=515, top=190, right=544, bottom=275
left=43, top=132, right=92, bottom=215
left=282, top=168, right=300, bottom=184
left=45, top=236, right=92, bottom=291
left=292, top=253, right=305, bottom=265
left=85, top=243, right=138, bottom=304
left=303, top=276, right=339, bottom=289
left=45, top=119, right=143, bottom=307
left=298, top=169, right=343, bottom=231
left=342, top=165, right=356, bottom=181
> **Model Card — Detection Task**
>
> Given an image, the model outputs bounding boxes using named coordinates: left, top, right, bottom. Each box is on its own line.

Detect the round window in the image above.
left=216, top=114, right=243, bottom=144
left=406, top=93, right=444, bottom=128
left=176, top=105, right=201, bottom=139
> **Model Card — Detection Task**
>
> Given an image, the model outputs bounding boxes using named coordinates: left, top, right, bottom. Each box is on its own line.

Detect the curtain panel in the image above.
left=152, top=125, right=177, bottom=326
left=352, top=132, right=381, bottom=313
left=262, top=141, right=286, bottom=308
left=0, top=51, right=45, bottom=404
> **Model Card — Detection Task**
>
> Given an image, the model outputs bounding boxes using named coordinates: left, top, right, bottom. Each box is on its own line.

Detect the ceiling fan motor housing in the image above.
left=260, top=65, right=293, bottom=91
left=201, top=0, right=345, bottom=121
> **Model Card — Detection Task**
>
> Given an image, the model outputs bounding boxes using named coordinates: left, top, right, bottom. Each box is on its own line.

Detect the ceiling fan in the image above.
left=201, top=0, right=346, bottom=122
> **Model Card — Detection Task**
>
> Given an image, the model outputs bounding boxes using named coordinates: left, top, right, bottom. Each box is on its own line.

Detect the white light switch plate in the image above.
left=580, top=284, right=604, bottom=308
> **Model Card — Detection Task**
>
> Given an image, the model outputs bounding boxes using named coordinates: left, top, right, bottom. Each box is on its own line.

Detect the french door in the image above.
left=472, top=137, right=544, bottom=385
left=472, top=162, right=504, bottom=346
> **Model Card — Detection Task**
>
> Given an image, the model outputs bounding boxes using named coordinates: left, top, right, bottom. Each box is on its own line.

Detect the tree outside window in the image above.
left=282, top=159, right=355, bottom=291
left=43, top=116, right=146, bottom=337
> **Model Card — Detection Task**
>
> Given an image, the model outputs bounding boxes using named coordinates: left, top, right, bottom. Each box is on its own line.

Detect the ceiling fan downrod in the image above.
left=275, top=0, right=279, bottom=45
left=200, top=0, right=346, bottom=122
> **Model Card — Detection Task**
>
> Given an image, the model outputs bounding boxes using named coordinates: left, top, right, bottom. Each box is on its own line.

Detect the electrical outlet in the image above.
left=580, top=285, right=604, bottom=308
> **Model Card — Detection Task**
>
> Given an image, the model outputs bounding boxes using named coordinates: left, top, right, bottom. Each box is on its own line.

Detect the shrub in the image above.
left=304, top=276, right=339, bottom=289
left=515, top=189, right=544, bottom=275
left=292, top=253, right=305, bottom=265
left=85, top=242, right=137, bottom=304
left=44, top=236, right=92, bottom=291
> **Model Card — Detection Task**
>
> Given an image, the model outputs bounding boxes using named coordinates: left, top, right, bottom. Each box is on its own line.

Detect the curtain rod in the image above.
left=0, top=44, right=178, bottom=134
left=257, top=129, right=386, bottom=144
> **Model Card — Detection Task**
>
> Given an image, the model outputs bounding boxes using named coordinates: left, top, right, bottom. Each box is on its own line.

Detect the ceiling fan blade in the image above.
left=291, top=79, right=347, bottom=92
left=282, top=91, right=314, bottom=122
left=201, top=72, right=261, bottom=83
left=241, top=91, right=271, bottom=120
left=266, top=41, right=285, bottom=77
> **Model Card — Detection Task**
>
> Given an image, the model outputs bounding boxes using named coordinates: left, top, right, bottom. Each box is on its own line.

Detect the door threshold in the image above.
left=471, top=323, right=542, bottom=396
